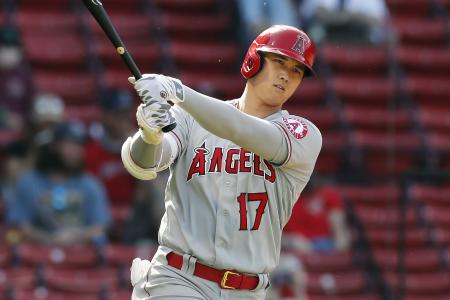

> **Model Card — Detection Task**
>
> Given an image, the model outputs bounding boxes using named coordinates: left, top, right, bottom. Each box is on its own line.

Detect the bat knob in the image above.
left=162, top=123, right=177, bottom=133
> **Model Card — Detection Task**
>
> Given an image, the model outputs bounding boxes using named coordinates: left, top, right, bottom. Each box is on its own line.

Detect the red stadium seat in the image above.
left=160, top=13, right=230, bottom=41
left=366, top=227, right=428, bottom=248
left=288, top=107, right=339, bottom=131
left=344, top=107, right=412, bottom=131
left=409, top=184, right=450, bottom=206
left=338, top=184, right=401, bottom=207
left=424, top=205, right=450, bottom=228
left=0, top=267, right=36, bottom=291
left=15, top=11, right=80, bottom=34
left=417, top=107, right=450, bottom=133
left=16, top=243, right=98, bottom=268
left=44, top=267, right=119, bottom=293
left=153, top=0, right=217, bottom=13
left=109, top=289, right=133, bottom=300
left=86, top=12, right=154, bottom=40
left=333, top=76, right=396, bottom=106
left=404, top=76, right=450, bottom=105
left=392, top=18, right=448, bottom=46
left=300, top=251, right=354, bottom=273
left=33, top=71, right=97, bottom=105
left=385, top=271, right=450, bottom=295
left=17, top=0, right=74, bottom=12
left=311, top=294, right=379, bottom=300
left=105, top=244, right=156, bottom=267
left=396, top=46, right=450, bottom=75
left=321, top=43, right=388, bottom=75
left=289, top=78, right=327, bottom=107
left=168, top=41, right=239, bottom=71
left=386, top=0, right=431, bottom=18
left=14, top=288, right=100, bottom=300
left=22, top=34, right=88, bottom=69
left=405, top=295, right=450, bottom=300
left=179, top=71, right=245, bottom=99
left=428, top=132, right=450, bottom=152
left=374, top=247, right=441, bottom=272
left=355, top=206, right=417, bottom=229
left=0, top=244, right=10, bottom=267
left=308, top=270, right=367, bottom=296
left=94, top=37, right=162, bottom=71
left=91, top=0, right=143, bottom=13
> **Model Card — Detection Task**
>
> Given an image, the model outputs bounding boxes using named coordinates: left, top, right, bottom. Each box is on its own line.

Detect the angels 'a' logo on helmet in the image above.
left=283, top=117, right=308, bottom=139
left=291, top=34, right=307, bottom=54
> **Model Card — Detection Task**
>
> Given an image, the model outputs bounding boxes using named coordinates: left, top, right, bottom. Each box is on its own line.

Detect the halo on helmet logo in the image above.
left=160, top=91, right=168, bottom=99
left=292, top=34, right=307, bottom=54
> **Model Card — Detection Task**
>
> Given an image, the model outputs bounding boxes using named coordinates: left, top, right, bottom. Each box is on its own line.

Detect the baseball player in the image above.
left=122, top=25, right=322, bottom=300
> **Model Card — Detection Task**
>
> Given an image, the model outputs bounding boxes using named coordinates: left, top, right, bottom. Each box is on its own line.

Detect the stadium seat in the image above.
left=333, top=76, right=396, bottom=107
left=33, top=71, right=97, bottom=105
left=22, top=34, right=88, bottom=69
left=417, top=107, right=450, bottom=133
left=300, top=251, right=354, bottom=273
left=428, top=132, right=450, bottom=152
left=104, top=244, right=156, bottom=267
left=423, top=205, right=450, bottom=228
left=392, top=18, right=448, bottom=46
left=374, top=247, right=441, bottom=272
left=396, top=46, right=450, bottom=76
left=179, top=71, right=245, bottom=99
left=0, top=244, right=10, bottom=267
left=168, top=41, right=239, bottom=71
left=17, top=0, right=74, bottom=12
left=386, top=0, right=431, bottom=18
left=0, top=267, right=37, bottom=291
left=160, top=13, right=231, bottom=42
left=153, top=0, right=217, bottom=13
left=44, top=267, right=119, bottom=293
left=404, top=76, right=450, bottom=105
left=338, top=184, right=401, bottom=207
left=321, top=43, right=389, bottom=75
left=344, top=106, right=412, bottom=131
left=16, top=243, right=99, bottom=268
left=385, top=271, right=450, bottom=295
left=15, top=11, right=80, bottom=34
left=311, top=295, right=379, bottom=300
left=94, top=37, right=162, bottom=71
left=355, top=206, right=417, bottom=229
left=409, top=184, right=450, bottom=206
left=13, top=288, right=100, bottom=300
left=308, top=270, right=367, bottom=296
left=289, top=78, right=327, bottom=108
left=366, top=227, right=428, bottom=248
left=405, top=295, right=450, bottom=300
left=86, top=12, right=154, bottom=40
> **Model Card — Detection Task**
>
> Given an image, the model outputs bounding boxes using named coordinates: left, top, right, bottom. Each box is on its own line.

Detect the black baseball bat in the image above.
left=82, top=0, right=176, bottom=133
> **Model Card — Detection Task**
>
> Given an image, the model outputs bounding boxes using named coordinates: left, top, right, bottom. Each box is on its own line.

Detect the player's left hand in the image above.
left=128, top=74, right=185, bottom=105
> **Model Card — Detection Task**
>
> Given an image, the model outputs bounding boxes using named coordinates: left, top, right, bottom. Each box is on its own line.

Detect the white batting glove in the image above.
left=129, top=74, right=185, bottom=105
left=136, top=100, right=175, bottom=145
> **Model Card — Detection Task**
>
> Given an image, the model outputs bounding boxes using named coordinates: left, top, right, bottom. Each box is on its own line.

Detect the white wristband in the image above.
left=121, top=137, right=157, bottom=180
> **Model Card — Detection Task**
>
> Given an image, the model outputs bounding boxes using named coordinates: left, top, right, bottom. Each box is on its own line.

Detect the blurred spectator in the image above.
left=85, top=89, right=136, bottom=206
left=282, top=185, right=351, bottom=253
left=299, top=0, right=388, bottom=44
left=6, top=122, right=111, bottom=246
left=0, top=25, right=34, bottom=130
left=237, top=0, right=301, bottom=47
left=267, top=253, right=309, bottom=300
left=29, top=93, right=65, bottom=136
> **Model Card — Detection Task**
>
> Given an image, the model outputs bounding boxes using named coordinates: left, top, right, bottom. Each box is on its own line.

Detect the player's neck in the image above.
left=239, top=87, right=281, bottom=119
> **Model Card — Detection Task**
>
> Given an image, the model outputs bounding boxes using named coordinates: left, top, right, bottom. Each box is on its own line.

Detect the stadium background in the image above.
left=0, top=0, right=449, bottom=299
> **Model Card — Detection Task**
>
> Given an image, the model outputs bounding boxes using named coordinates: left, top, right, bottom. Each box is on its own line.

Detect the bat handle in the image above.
left=120, top=49, right=176, bottom=132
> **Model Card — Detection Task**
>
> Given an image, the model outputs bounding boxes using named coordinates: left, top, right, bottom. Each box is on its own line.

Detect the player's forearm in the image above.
left=178, top=87, right=286, bottom=161
left=130, top=132, right=163, bottom=168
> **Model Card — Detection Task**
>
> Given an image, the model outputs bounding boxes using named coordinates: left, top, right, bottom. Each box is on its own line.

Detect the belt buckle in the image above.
left=221, top=271, right=239, bottom=289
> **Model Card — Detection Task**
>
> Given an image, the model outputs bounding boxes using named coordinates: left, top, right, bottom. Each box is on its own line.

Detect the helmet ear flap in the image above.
left=241, top=46, right=262, bottom=79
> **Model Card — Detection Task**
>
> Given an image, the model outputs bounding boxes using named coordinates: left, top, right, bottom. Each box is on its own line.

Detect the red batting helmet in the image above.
left=241, top=25, right=316, bottom=79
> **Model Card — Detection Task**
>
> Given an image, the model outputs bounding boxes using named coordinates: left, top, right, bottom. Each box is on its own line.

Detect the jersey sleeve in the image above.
left=167, top=105, right=192, bottom=155
left=273, top=115, right=322, bottom=181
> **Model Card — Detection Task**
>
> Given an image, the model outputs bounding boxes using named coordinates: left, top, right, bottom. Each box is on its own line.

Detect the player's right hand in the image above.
left=136, top=100, right=175, bottom=145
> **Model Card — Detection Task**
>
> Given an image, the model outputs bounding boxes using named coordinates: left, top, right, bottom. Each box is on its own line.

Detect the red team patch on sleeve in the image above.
left=283, top=117, right=308, bottom=139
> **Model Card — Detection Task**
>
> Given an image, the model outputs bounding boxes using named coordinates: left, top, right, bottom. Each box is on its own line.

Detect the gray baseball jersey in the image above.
left=159, top=101, right=322, bottom=275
